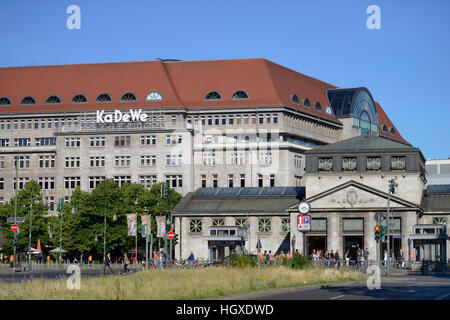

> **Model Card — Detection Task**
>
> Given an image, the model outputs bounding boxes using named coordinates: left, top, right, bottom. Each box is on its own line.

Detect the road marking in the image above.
left=434, top=293, right=450, bottom=300
left=330, top=295, right=345, bottom=300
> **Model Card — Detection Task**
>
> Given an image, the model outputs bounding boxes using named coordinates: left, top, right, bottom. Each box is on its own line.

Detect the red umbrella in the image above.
left=37, top=239, right=41, bottom=252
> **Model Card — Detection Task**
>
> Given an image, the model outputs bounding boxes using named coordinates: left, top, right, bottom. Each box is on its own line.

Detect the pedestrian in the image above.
left=9, top=254, right=14, bottom=268
left=399, top=248, right=405, bottom=268
left=324, top=250, right=329, bottom=267
left=383, top=249, right=387, bottom=266
left=279, top=251, right=285, bottom=261
left=286, top=251, right=292, bottom=259
left=263, top=250, right=268, bottom=263
left=103, top=252, right=113, bottom=275
left=153, top=251, right=158, bottom=269
left=294, top=249, right=300, bottom=257
left=159, top=249, right=165, bottom=270
left=268, top=250, right=273, bottom=262
left=335, top=250, right=340, bottom=269
left=363, top=248, right=369, bottom=268
left=330, top=250, right=335, bottom=266
left=123, top=253, right=130, bottom=274
left=344, top=249, right=350, bottom=266
left=356, top=248, right=361, bottom=267
left=88, top=255, right=92, bottom=267
left=188, top=251, right=195, bottom=263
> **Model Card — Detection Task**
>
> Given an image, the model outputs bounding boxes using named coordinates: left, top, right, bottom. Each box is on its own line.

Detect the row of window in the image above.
left=0, top=90, right=254, bottom=107
left=200, top=173, right=276, bottom=188
left=202, top=152, right=273, bottom=166
left=188, top=113, right=278, bottom=126
left=188, top=217, right=290, bottom=234
left=318, top=156, right=406, bottom=171
left=0, top=137, right=56, bottom=147
left=289, top=95, right=333, bottom=115
left=62, top=135, right=182, bottom=148
left=0, top=175, right=183, bottom=191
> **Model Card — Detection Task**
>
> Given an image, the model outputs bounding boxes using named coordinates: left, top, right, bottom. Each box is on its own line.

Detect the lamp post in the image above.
left=386, top=178, right=398, bottom=277
left=103, top=209, right=117, bottom=265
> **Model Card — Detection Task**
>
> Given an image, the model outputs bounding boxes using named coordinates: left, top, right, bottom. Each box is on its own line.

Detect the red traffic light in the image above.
left=375, top=225, right=380, bottom=231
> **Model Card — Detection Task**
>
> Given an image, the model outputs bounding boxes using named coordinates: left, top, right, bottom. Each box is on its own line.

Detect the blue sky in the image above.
left=1, top=0, right=449, bottom=159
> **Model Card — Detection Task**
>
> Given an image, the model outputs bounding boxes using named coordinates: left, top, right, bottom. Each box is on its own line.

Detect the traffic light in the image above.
left=138, top=225, right=146, bottom=237
left=375, top=225, right=380, bottom=241
left=380, top=226, right=387, bottom=242
left=173, top=234, right=179, bottom=246
left=13, top=238, right=18, bottom=247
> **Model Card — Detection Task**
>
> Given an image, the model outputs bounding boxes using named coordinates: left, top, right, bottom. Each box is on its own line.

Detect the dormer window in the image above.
left=302, top=98, right=311, bottom=108
left=367, top=157, right=381, bottom=170
left=381, top=125, right=388, bottom=132
left=205, top=91, right=222, bottom=101
left=0, top=97, right=12, bottom=105
left=342, top=157, right=357, bottom=171
left=146, top=91, right=163, bottom=101
left=45, top=95, right=62, bottom=104
left=96, top=93, right=112, bottom=102
left=20, top=96, right=36, bottom=105
left=391, top=156, right=406, bottom=170
left=319, top=158, right=333, bottom=171
left=231, top=90, right=249, bottom=100
left=290, top=94, right=299, bottom=104
left=314, top=102, right=322, bottom=112
left=120, top=92, right=137, bottom=102
left=71, top=94, right=88, bottom=103
left=325, top=106, right=332, bottom=115
left=390, top=127, right=396, bottom=135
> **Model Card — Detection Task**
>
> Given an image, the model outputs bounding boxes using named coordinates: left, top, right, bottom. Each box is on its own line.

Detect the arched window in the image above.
left=381, top=124, right=387, bottom=132
left=20, top=96, right=36, bottom=105
left=231, top=90, right=249, bottom=100
left=390, top=127, right=395, bottom=135
left=314, top=102, right=322, bottom=112
left=302, top=98, right=311, bottom=108
left=96, top=93, right=112, bottom=102
left=71, top=94, right=88, bottom=103
left=290, top=94, right=299, bottom=104
left=146, top=91, right=163, bottom=101
left=0, top=97, right=12, bottom=105
left=121, top=92, right=137, bottom=102
left=205, top=91, right=222, bottom=101
left=45, top=95, right=62, bottom=104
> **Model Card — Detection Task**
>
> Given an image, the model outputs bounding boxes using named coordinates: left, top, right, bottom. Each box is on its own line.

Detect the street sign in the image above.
left=11, top=224, right=18, bottom=232
left=393, top=235, right=405, bottom=239
left=7, top=217, right=25, bottom=224
left=168, top=231, right=174, bottom=240
left=297, top=215, right=311, bottom=232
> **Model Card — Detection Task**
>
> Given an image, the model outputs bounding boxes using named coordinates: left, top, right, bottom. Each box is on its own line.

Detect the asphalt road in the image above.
left=229, top=273, right=450, bottom=300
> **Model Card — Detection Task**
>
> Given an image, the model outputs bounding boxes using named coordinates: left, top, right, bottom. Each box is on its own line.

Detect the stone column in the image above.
left=327, top=214, right=340, bottom=252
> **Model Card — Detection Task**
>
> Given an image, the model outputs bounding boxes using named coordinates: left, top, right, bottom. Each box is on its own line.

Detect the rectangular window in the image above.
left=231, top=153, right=244, bottom=165
left=65, top=157, right=80, bottom=168
left=14, top=138, right=31, bottom=146
left=207, top=116, right=212, bottom=126
left=228, top=115, right=234, bottom=125
left=189, top=219, right=202, bottom=233
left=64, top=177, right=81, bottom=189
left=259, top=114, right=264, bottom=124
left=257, top=218, right=271, bottom=233
left=228, top=174, right=233, bottom=188
left=214, top=116, right=219, bottom=125
left=0, top=139, right=9, bottom=147
left=259, top=153, right=272, bottom=165
left=236, top=115, right=241, bottom=125
left=139, top=175, right=157, bottom=189
left=202, top=153, right=216, bottom=166
left=221, top=115, right=226, bottom=125
left=391, top=156, right=406, bottom=170
left=165, top=175, right=183, bottom=188
left=65, top=137, right=80, bottom=148
left=243, top=115, right=249, bottom=124
left=41, top=119, right=45, bottom=129
left=114, top=176, right=131, bottom=187
left=343, top=218, right=364, bottom=232
left=140, top=135, right=156, bottom=146
left=258, top=174, right=263, bottom=187
left=39, top=155, right=56, bottom=168
left=212, top=174, right=218, bottom=188
left=273, top=114, right=278, bottom=124
left=367, top=157, right=381, bottom=170
left=270, top=174, right=275, bottom=187
left=14, top=177, right=30, bottom=190
left=0, top=178, right=4, bottom=190
left=89, top=156, right=105, bottom=167
left=89, top=176, right=105, bottom=189
left=281, top=218, right=290, bottom=232
left=140, top=155, right=156, bottom=166
left=0, top=156, right=4, bottom=169
left=166, top=155, right=182, bottom=166
left=201, top=175, right=207, bottom=188
left=311, top=218, right=327, bottom=232
left=38, top=177, right=55, bottom=190
left=14, top=156, right=30, bottom=169
left=34, top=120, right=39, bottom=129
left=115, top=155, right=131, bottom=167
left=35, top=137, right=56, bottom=146
left=343, top=157, right=357, bottom=171
left=319, top=158, right=333, bottom=171
left=266, top=114, right=271, bottom=124
left=90, top=136, right=106, bottom=147
left=115, top=136, right=131, bottom=147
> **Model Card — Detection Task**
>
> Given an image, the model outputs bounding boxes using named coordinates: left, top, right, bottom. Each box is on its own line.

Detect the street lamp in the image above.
left=386, top=178, right=398, bottom=276
left=102, top=208, right=117, bottom=265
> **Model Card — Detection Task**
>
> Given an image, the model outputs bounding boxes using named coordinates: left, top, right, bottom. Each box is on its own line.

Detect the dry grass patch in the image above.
left=0, top=266, right=367, bottom=300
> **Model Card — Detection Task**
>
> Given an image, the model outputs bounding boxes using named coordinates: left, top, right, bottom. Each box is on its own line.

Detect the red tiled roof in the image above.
left=0, top=58, right=408, bottom=144
left=375, top=102, right=410, bottom=145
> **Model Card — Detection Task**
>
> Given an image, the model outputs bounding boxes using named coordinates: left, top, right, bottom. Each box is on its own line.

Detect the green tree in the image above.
left=0, top=180, right=49, bottom=257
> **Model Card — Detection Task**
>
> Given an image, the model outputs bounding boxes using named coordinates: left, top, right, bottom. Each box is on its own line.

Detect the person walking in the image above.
left=330, top=250, right=335, bottom=267
left=286, top=251, right=292, bottom=259
left=153, top=251, right=158, bottom=269
left=324, top=250, right=329, bottom=267
left=9, top=254, right=14, bottom=268
left=383, top=249, right=387, bottom=266
left=399, top=248, right=405, bottom=269
left=363, top=248, right=369, bottom=269
left=123, top=253, right=130, bottom=274
left=103, top=252, right=113, bottom=275
left=88, top=255, right=92, bottom=267
left=356, top=248, right=361, bottom=267
left=188, top=251, right=195, bottom=266
left=344, top=249, right=350, bottom=266
left=335, top=250, right=341, bottom=269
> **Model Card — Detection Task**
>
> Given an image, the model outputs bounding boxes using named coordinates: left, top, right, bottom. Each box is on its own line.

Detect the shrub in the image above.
left=226, top=253, right=258, bottom=267
left=280, top=254, right=309, bottom=269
